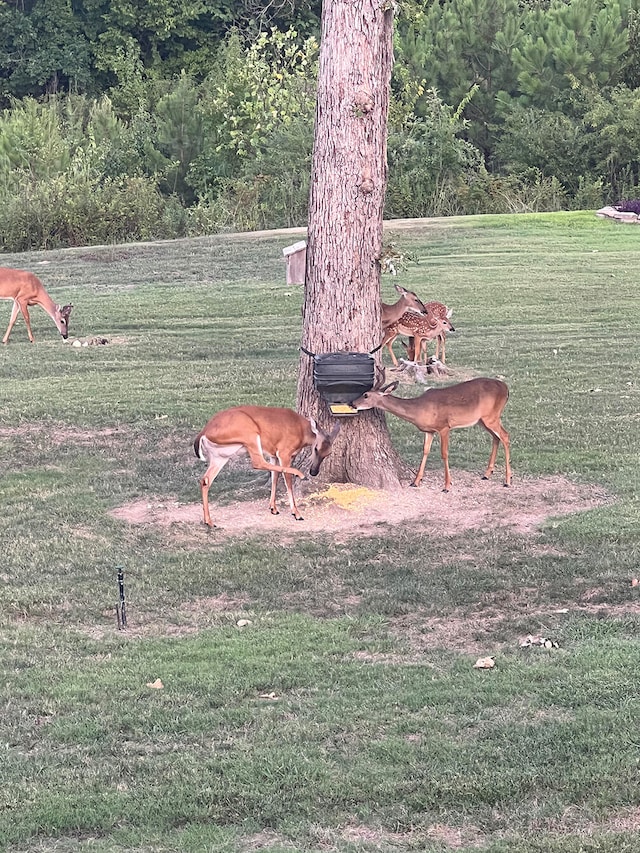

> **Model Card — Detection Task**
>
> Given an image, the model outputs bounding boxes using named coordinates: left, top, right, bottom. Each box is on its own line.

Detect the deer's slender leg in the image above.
left=244, top=440, right=305, bottom=479
left=197, top=441, right=245, bottom=526
left=2, top=300, right=23, bottom=344
left=411, top=431, right=436, bottom=487
left=269, top=469, right=280, bottom=515
left=282, top=471, right=303, bottom=519
left=439, top=428, right=452, bottom=491
left=480, top=419, right=511, bottom=486
left=19, top=302, right=35, bottom=343
left=200, top=458, right=233, bottom=526
left=382, top=333, right=400, bottom=367
left=501, top=425, right=511, bottom=485
left=481, top=427, right=500, bottom=480
left=267, top=454, right=302, bottom=518
left=406, top=336, right=417, bottom=362
left=269, top=451, right=303, bottom=519
left=418, top=335, right=428, bottom=364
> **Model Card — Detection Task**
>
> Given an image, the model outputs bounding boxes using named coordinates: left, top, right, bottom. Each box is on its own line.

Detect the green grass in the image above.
left=1, top=212, right=639, bottom=852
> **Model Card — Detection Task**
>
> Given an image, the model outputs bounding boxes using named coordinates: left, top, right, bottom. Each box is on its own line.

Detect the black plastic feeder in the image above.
left=308, top=350, right=375, bottom=416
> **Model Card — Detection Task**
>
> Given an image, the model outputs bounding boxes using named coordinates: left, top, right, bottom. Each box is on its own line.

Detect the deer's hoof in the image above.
left=270, top=508, right=279, bottom=515
left=293, top=514, right=304, bottom=521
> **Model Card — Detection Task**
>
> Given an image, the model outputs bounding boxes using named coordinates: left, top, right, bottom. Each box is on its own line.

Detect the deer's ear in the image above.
left=381, top=381, right=399, bottom=394
left=309, top=417, right=318, bottom=434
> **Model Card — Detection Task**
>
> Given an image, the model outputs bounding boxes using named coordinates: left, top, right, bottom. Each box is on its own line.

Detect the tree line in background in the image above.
left=0, top=0, right=639, bottom=250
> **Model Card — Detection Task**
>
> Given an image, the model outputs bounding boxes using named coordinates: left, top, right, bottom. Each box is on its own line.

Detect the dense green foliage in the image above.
left=0, top=0, right=640, bottom=248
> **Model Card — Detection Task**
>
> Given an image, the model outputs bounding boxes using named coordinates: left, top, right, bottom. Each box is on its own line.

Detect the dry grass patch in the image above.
left=83, top=593, right=255, bottom=640
left=0, top=423, right=126, bottom=444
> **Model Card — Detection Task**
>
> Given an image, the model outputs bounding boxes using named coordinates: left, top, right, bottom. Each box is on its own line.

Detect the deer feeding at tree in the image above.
left=0, top=267, right=73, bottom=344
left=194, top=406, right=340, bottom=527
left=352, top=376, right=511, bottom=492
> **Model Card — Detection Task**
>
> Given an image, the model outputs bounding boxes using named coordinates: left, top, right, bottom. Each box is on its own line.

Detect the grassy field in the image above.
left=0, top=212, right=639, bottom=852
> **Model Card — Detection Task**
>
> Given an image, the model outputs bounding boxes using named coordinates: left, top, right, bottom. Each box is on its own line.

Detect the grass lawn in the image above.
left=0, top=212, right=639, bottom=852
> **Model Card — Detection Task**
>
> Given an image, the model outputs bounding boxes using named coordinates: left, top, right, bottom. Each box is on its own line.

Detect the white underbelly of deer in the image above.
left=198, top=438, right=246, bottom=466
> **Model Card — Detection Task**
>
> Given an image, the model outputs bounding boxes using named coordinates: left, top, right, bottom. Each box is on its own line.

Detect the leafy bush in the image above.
left=584, top=84, right=640, bottom=199
left=0, top=172, right=184, bottom=251
left=385, top=88, right=483, bottom=218
left=492, top=105, right=593, bottom=194
left=456, top=167, right=568, bottom=214
left=571, top=176, right=607, bottom=210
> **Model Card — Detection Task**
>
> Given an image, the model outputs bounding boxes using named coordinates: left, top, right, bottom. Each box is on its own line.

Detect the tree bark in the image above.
left=296, top=0, right=410, bottom=488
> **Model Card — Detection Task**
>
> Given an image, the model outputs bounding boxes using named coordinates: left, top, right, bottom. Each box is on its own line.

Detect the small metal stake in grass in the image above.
left=116, top=566, right=127, bottom=630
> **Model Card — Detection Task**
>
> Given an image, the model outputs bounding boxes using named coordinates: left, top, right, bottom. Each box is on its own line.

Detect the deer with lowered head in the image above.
left=352, top=374, right=511, bottom=492
left=194, top=406, right=340, bottom=526
left=0, top=267, right=73, bottom=343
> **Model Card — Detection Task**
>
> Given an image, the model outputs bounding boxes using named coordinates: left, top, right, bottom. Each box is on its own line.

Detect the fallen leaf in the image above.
left=236, top=619, right=252, bottom=628
left=473, top=656, right=495, bottom=669
left=631, top=578, right=638, bottom=587
left=259, top=692, right=279, bottom=700
left=146, top=678, right=164, bottom=689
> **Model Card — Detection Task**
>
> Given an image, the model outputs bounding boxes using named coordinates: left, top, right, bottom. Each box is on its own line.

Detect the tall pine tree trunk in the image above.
left=296, top=0, right=409, bottom=488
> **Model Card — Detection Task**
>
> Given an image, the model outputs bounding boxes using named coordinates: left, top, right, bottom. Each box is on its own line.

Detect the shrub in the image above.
left=0, top=172, right=184, bottom=251
left=455, top=167, right=568, bottom=214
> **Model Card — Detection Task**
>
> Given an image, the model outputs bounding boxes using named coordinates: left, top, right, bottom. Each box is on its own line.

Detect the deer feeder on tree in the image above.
left=302, top=347, right=376, bottom=416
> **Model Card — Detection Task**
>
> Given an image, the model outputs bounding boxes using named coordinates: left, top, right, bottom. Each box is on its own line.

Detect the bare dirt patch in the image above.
left=334, top=821, right=485, bottom=850
left=0, top=424, right=125, bottom=444
left=108, top=473, right=611, bottom=542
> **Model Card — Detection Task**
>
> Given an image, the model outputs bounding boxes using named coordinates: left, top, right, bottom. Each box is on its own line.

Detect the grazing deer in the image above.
left=352, top=376, right=511, bottom=491
left=0, top=267, right=73, bottom=344
left=194, top=406, right=340, bottom=526
left=381, top=310, right=453, bottom=367
left=380, top=284, right=426, bottom=327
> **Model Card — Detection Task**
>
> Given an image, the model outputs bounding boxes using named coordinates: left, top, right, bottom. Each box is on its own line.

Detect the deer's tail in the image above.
left=194, top=433, right=205, bottom=460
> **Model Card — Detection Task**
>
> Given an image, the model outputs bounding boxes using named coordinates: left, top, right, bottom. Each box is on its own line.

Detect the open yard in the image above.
left=0, top=212, right=639, bottom=852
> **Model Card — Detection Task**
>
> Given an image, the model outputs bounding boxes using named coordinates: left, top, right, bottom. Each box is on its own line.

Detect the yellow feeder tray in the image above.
left=329, top=402, right=359, bottom=416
